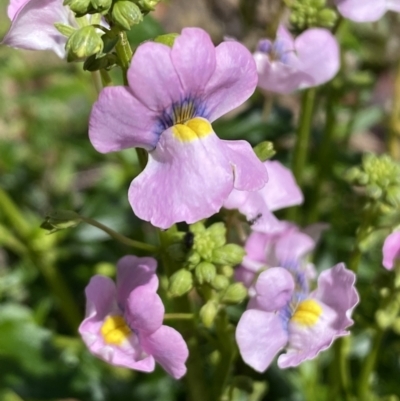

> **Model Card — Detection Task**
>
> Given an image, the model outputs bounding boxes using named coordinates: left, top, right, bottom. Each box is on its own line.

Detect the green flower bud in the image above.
left=207, top=222, right=226, bottom=248
left=221, top=283, right=247, bottom=304
left=386, top=185, right=400, bottom=207
left=168, top=269, right=193, bottom=297
left=311, top=0, right=326, bottom=8
left=40, top=210, right=81, bottom=233
left=195, top=262, right=216, bottom=284
left=253, top=141, right=276, bottom=162
left=91, top=0, right=112, bottom=13
left=54, top=23, right=76, bottom=38
left=199, top=301, right=218, bottom=328
left=64, top=0, right=91, bottom=16
left=184, top=250, right=201, bottom=270
left=66, top=26, right=103, bottom=61
left=212, top=244, right=245, bottom=266
left=112, top=1, right=143, bottom=31
left=366, top=184, right=382, bottom=200
left=134, top=0, right=160, bottom=11
left=317, top=8, right=337, bottom=28
left=84, top=53, right=118, bottom=71
left=219, top=265, right=234, bottom=278
left=154, top=33, right=178, bottom=46
left=211, top=274, right=229, bottom=291
left=189, top=221, right=206, bottom=235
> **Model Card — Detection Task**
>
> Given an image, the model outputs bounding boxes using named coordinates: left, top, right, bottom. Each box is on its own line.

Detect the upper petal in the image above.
left=203, top=41, right=258, bottom=121
left=127, top=41, right=184, bottom=112
left=8, top=0, right=30, bottom=19
left=125, top=286, right=164, bottom=334
left=236, top=309, right=288, bottom=372
left=128, top=122, right=234, bottom=229
left=2, top=0, right=70, bottom=58
left=260, top=161, right=303, bottom=211
left=382, top=231, right=400, bottom=270
left=387, top=0, right=400, bottom=12
left=89, top=86, right=160, bottom=153
left=116, top=255, right=159, bottom=307
left=171, top=27, right=216, bottom=95
left=275, top=230, right=315, bottom=266
left=222, top=140, right=268, bottom=191
left=141, top=325, right=189, bottom=379
left=295, top=29, right=340, bottom=88
left=335, top=0, right=387, bottom=22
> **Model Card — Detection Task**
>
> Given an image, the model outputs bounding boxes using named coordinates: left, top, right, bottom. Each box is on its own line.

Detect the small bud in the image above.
left=221, top=283, right=247, bottom=304
left=200, top=301, right=218, bottom=328
left=189, top=221, right=206, bottom=235
left=212, top=244, right=245, bottom=266
left=154, top=33, right=179, bottom=47
left=40, top=210, right=81, bottom=233
left=253, top=141, right=276, bottom=162
left=311, top=0, right=326, bottom=7
left=211, top=274, right=229, bottom=291
left=207, top=222, right=227, bottom=248
left=195, top=262, right=216, bottom=284
left=112, top=1, right=143, bottom=31
left=84, top=53, right=118, bottom=71
left=168, top=269, right=193, bottom=297
left=134, top=0, right=160, bottom=11
left=91, top=0, right=112, bottom=13
left=317, top=8, right=337, bottom=28
left=64, top=0, right=91, bottom=16
left=66, top=26, right=103, bottom=61
left=54, top=23, right=76, bottom=38
left=184, top=250, right=201, bottom=270
left=219, top=265, right=234, bottom=278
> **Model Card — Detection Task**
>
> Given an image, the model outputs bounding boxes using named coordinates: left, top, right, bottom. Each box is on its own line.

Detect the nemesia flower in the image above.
left=236, top=263, right=359, bottom=371
left=89, top=27, right=268, bottom=229
left=335, top=0, right=400, bottom=22
left=254, top=25, right=340, bottom=94
left=79, top=255, right=189, bottom=379
left=2, top=0, right=74, bottom=58
left=382, top=231, right=400, bottom=270
left=224, top=160, right=303, bottom=234
left=235, top=225, right=317, bottom=292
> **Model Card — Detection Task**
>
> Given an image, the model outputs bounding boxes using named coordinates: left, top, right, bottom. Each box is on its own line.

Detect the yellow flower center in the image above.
left=291, top=299, right=322, bottom=327
left=172, top=117, right=213, bottom=142
left=100, top=315, right=131, bottom=345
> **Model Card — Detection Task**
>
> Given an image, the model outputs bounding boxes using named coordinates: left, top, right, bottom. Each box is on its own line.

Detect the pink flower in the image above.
left=335, top=0, right=400, bottom=22
left=382, top=231, right=400, bottom=270
left=236, top=264, right=358, bottom=371
left=254, top=25, right=340, bottom=94
left=89, top=27, right=268, bottom=229
left=224, top=161, right=303, bottom=234
left=2, top=0, right=74, bottom=58
left=79, top=255, right=189, bottom=379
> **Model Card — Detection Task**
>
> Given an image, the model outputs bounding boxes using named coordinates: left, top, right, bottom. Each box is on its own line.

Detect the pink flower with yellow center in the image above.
left=89, top=27, right=268, bottom=229
left=79, top=255, right=189, bottom=379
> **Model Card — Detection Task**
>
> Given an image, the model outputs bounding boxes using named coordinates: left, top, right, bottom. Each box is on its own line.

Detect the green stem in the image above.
left=79, top=216, right=158, bottom=252
left=330, top=337, right=352, bottom=401
left=163, top=313, right=194, bottom=320
left=307, top=89, right=337, bottom=223
left=100, top=69, right=113, bottom=87
left=357, top=329, right=384, bottom=400
left=388, top=59, right=400, bottom=160
left=292, top=88, right=317, bottom=186
left=91, top=71, right=103, bottom=94
left=115, top=31, right=133, bottom=85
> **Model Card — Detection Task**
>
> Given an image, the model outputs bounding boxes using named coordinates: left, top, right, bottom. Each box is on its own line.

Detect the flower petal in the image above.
left=387, top=0, right=400, bottom=12
left=127, top=41, right=184, bottom=112
left=203, top=41, right=258, bottom=121
left=335, top=0, right=387, bottom=22
left=8, top=0, right=30, bottom=19
left=116, top=255, right=158, bottom=307
left=382, top=231, right=400, bottom=270
left=141, top=325, right=189, bottom=379
left=129, top=123, right=234, bottom=229
left=275, top=231, right=315, bottom=266
left=251, top=267, right=295, bottom=312
left=222, top=140, right=268, bottom=191
left=2, top=0, right=70, bottom=58
left=89, top=86, right=160, bottom=153
left=295, top=29, right=340, bottom=88
left=171, top=27, right=216, bottom=95
left=125, top=286, right=164, bottom=334
left=260, top=161, right=303, bottom=211
left=236, top=309, right=288, bottom=372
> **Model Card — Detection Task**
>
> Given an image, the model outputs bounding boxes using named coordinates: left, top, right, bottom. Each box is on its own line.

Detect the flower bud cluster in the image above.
left=166, top=222, right=248, bottom=327
left=346, top=154, right=400, bottom=210
left=288, top=0, right=337, bottom=29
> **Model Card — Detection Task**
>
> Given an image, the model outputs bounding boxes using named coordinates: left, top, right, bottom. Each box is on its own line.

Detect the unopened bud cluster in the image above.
left=346, top=154, right=400, bottom=210
left=166, top=221, right=248, bottom=327
left=288, top=0, right=337, bottom=29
